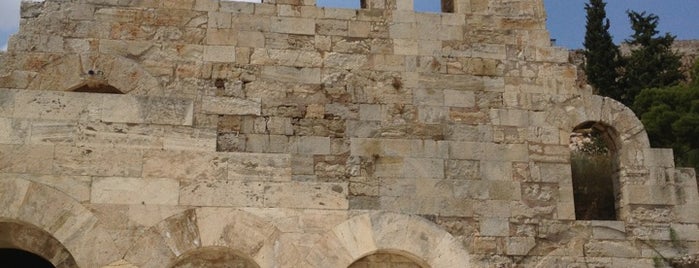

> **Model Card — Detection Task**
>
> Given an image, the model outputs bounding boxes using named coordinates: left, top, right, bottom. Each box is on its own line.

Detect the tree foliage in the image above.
left=633, top=60, right=699, bottom=171
left=583, top=0, right=623, bottom=100
left=622, top=11, right=685, bottom=106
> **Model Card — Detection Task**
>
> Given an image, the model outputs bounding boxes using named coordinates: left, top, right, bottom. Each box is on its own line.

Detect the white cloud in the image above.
left=1, top=42, right=6, bottom=51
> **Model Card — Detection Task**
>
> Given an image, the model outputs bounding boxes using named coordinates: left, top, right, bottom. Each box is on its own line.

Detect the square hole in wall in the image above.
left=414, top=0, right=454, bottom=13
left=316, top=0, right=365, bottom=9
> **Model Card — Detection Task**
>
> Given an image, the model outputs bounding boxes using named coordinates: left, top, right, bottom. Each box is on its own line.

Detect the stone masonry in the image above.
left=0, top=0, right=697, bottom=267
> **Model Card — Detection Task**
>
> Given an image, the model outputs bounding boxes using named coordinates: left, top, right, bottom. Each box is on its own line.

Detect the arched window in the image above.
left=349, top=251, right=428, bottom=268
left=570, top=121, right=620, bottom=220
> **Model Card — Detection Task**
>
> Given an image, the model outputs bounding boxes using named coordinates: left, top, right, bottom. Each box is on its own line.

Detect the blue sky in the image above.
left=1, top=0, right=698, bottom=50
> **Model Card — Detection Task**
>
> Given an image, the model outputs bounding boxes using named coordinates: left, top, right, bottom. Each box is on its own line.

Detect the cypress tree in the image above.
left=583, top=0, right=622, bottom=100
left=622, top=11, right=685, bottom=107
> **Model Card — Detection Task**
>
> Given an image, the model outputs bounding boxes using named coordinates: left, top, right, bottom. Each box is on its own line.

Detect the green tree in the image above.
left=583, top=0, right=623, bottom=100
left=633, top=60, right=699, bottom=171
left=622, top=11, right=685, bottom=107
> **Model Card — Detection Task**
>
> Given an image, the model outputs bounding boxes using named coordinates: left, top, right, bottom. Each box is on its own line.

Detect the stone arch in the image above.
left=28, top=54, right=162, bottom=95
left=0, top=221, right=77, bottom=267
left=169, top=246, right=261, bottom=268
left=301, top=212, right=471, bottom=268
left=348, top=250, right=429, bottom=268
left=546, top=95, right=652, bottom=220
left=570, top=121, right=621, bottom=220
left=125, top=208, right=280, bottom=268
left=0, top=178, right=100, bottom=268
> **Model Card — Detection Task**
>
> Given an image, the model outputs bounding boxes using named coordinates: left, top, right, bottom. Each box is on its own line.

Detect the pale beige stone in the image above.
left=53, top=145, right=142, bottom=177
left=264, top=182, right=348, bottom=209
left=92, top=177, right=179, bottom=205
left=227, top=152, right=292, bottom=181
left=142, top=150, right=227, bottom=181
left=0, top=144, right=55, bottom=174
left=201, top=96, right=261, bottom=115
left=180, top=180, right=264, bottom=207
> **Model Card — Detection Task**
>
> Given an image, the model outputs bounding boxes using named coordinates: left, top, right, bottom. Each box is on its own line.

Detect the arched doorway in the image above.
left=0, top=248, right=55, bottom=268
left=569, top=121, right=620, bottom=220
left=0, top=221, right=78, bottom=268
left=169, top=247, right=260, bottom=268
left=349, top=251, right=429, bottom=268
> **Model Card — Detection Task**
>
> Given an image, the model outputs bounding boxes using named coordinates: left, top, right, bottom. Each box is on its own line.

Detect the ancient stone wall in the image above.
left=0, top=0, right=697, bottom=267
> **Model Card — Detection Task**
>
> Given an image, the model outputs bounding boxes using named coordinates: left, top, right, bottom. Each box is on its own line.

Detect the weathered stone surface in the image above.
left=92, top=177, right=179, bottom=205
left=201, top=96, right=261, bottom=115
left=0, top=0, right=694, bottom=267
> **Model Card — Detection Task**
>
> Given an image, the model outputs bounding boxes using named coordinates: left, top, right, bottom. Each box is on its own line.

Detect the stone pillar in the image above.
left=363, top=0, right=398, bottom=10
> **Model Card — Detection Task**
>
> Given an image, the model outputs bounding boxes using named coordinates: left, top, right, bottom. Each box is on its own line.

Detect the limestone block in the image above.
left=261, top=66, right=321, bottom=84
left=480, top=218, right=509, bottom=236
left=446, top=159, right=480, bottom=180
left=369, top=213, right=446, bottom=262
left=0, top=173, right=91, bottom=202
left=626, top=185, right=675, bottom=205
left=206, top=28, right=238, bottom=45
left=142, top=150, right=227, bottom=181
left=264, top=182, right=348, bottom=209
left=208, top=11, right=232, bottom=28
left=220, top=1, right=256, bottom=14
left=29, top=120, right=76, bottom=144
left=332, top=214, right=378, bottom=259
left=180, top=180, right=264, bottom=207
left=402, top=158, right=444, bottom=178
left=506, top=237, right=536, bottom=255
left=227, top=152, right=292, bottom=181
left=644, top=148, right=675, bottom=168
left=13, top=90, right=102, bottom=121
left=203, top=45, right=236, bottom=62
left=0, top=178, right=30, bottom=219
left=0, top=117, right=29, bottom=144
left=0, top=144, right=54, bottom=174
left=102, top=260, right=138, bottom=268
left=124, top=228, right=177, bottom=268
left=17, top=182, right=98, bottom=243
left=0, top=89, right=15, bottom=117
left=53, top=145, right=143, bottom=177
left=584, top=241, right=640, bottom=258
left=201, top=96, right=261, bottom=115
left=670, top=223, right=699, bottom=241
left=447, top=124, right=493, bottom=142
left=447, top=141, right=486, bottom=160
left=270, top=17, right=315, bottom=35
left=324, top=52, right=368, bottom=69
left=317, top=19, right=348, bottom=36
left=591, top=221, right=626, bottom=240
left=196, top=208, right=279, bottom=263
left=251, top=48, right=323, bottom=67
left=368, top=54, right=406, bottom=72
left=533, top=162, right=572, bottom=183
left=480, top=161, right=512, bottom=181
left=444, top=89, right=475, bottom=108
left=92, top=177, right=179, bottom=205
left=418, top=73, right=483, bottom=90
left=101, top=95, right=194, bottom=126
left=348, top=21, right=371, bottom=37
left=290, top=136, right=331, bottom=155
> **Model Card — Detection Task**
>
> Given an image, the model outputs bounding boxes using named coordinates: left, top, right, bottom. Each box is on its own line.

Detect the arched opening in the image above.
left=569, top=121, right=620, bottom=220
left=169, top=247, right=260, bottom=268
left=0, top=221, right=78, bottom=268
left=72, top=83, right=123, bottom=94
left=414, top=0, right=454, bottom=13
left=0, top=248, right=55, bottom=267
left=348, top=251, right=429, bottom=268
